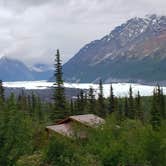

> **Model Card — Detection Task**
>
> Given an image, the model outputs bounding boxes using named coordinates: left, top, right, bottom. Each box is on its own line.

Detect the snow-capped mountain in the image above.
left=63, top=14, right=166, bottom=83
left=0, top=57, right=53, bottom=81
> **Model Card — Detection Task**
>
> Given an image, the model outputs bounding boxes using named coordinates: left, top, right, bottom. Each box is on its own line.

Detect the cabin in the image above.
left=46, top=114, right=105, bottom=138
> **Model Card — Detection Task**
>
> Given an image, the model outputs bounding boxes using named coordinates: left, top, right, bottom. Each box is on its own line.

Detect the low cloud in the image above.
left=0, top=0, right=166, bottom=66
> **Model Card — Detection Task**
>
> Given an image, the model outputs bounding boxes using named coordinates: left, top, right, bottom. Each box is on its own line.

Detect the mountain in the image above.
left=63, top=14, right=166, bottom=83
left=0, top=57, right=53, bottom=81
left=31, top=63, right=54, bottom=80
left=0, top=57, right=34, bottom=81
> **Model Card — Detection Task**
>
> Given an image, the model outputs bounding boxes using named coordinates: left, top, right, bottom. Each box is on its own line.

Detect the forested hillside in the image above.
left=0, top=51, right=165, bottom=166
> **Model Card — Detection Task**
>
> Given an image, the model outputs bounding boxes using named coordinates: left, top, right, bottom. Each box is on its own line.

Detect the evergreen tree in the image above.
left=21, top=90, right=27, bottom=110
left=128, top=86, right=135, bottom=119
left=124, top=97, right=129, bottom=118
left=31, top=92, right=36, bottom=116
left=150, top=89, right=161, bottom=130
left=0, top=80, right=5, bottom=103
left=17, top=91, right=27, bottom=112
left=97, top=80, right=106, bottom=117
left=116, top=98, right=124, bottom=123
left=52, top=50, right=67, bottom=121
left=7, top=93, right=17, bottom=111
left=17, top=94, right=22, bottom=110
left=154, top=85, right=165, bottom=119
left=73, top=90, right=86, bottom=115
left=108, top=84, right=115, bottom=114
left=159, top=88, right=165, bottom=119
left=135, top=91, right=144, bottom=122
left=84, top=92, right=88, bottom=110
left=79, top=89, right=85, bottom=114
left=0, top=92, right=35, bottom=165
left=70, top=99, right=74, bottom=115
left=27, top=95, right=32, bottom=115
left=36, top=96, right=43, bottom=122
left=75, top=94, right=81, bottom=115
left=88, top=87, right=96, bottom=114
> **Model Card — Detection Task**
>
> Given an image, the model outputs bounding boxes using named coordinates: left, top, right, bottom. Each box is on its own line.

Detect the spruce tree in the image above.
left=150, top=89, right=161, bottom=130
left=75, top=94, right=81, bottom=115
left=17, top=92, right=27, bottom=112
left=0, top=80, right=5, bottom=105
left=108, top=84, right=115, bottom=114
left=73, top=90, right=86, bottom=115
left=80, top=89, right=85, bottom=114
left=17, top=95, right=22, bottom=110
left=52, top=50, right=67, bottom=121
left=135, top=91, right=144, bottom=122
left=31, top=92, right=36, bottom=116
left=116, top=98, right=124, bottom=124
left=124, top=96, right=129, bottom=118
left=84, top=92, right=88, bottom=110
left=88, top=87, right=96, bottom=114
left=36, top=96, right=42, bottom=122
left=7, top=93, right=17, bottom=111
left=70, top=99, right=74, bottom=115
left=27, top=95, right=32, bottom=116
left=128, top=86, right=135, bottom=119
left=160, top=88, right=165, bottom=119
left=97, top=80, right=106, bottom=117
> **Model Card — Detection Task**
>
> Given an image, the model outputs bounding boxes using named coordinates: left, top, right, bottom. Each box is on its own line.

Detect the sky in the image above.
left=0, top=0, right=166, bottom=66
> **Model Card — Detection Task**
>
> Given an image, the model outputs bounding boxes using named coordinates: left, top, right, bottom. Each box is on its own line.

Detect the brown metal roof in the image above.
left=46, top=122, right=73, bottom=137
left=46, top=114, right=105, bottom=138
left=69, top=114, right=105, bottom=127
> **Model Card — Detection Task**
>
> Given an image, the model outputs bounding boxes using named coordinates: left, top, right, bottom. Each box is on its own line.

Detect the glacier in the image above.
left=3, top=80, right=166, bottom=98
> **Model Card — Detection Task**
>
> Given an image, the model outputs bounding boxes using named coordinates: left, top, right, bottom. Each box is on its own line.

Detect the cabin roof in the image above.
left=57, top=114, right=104, bottom=127
left=46, top=114, right=105, bottom=138
left=46, top=123, right=73, bottom=137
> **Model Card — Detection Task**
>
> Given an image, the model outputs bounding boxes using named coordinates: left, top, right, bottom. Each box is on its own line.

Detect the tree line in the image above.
left=52, top=50, right=166, bottom=131
left=0, top=50, right=165, bottom=165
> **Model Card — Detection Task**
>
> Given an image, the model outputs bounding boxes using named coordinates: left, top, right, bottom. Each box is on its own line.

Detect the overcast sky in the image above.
left=0, top=0, right=166, bottom=66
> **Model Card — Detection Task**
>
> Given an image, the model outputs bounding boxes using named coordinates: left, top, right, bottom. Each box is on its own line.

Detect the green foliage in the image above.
left=136, top=91, right=144, bottom=122
left=43, top=136, right=81, bottom=166
left=78, top=89, right=86, bottom=114
left=0, top=75, right=165, bottom=165
left=16, top=152, right=42, bottom=166
left=52, top=49, right=68, bottom=121
left=159, top=88, right=166, bottom=119
left=88, top=87, right=96, bottom=114
left=80, top=116, right=166, bottom=166
left=124, top=96, right=129, bottom=117
left=97, top=80, right=107, bottom=117
left=70, top=99, right=74, bottom=115
left=0, top=97, right=35, bottom=165
left=150, top=85, right=166, bottom=130
left=0, top=80, right=5, bottom=104
left=0, top=82, right=49, bottom=165
left=108, top=84, right=115, bottom=114
left=41, top=113, right=165, bottom=166
left=128, top=86, right=136, bottom=119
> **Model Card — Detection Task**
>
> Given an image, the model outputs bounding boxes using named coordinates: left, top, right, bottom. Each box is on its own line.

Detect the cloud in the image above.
left=0, top=0, right=166, bottom=66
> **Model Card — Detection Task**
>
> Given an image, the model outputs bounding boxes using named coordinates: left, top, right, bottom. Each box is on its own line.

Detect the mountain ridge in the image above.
left=63, top=14, right=166, bottom=83
left=0, top=56, right=54, bottom=81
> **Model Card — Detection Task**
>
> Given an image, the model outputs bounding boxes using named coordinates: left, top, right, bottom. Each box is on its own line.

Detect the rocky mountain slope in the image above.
left=63, top=14, right=166, bottom=83
left=0, top=57, right=53, bottom=81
